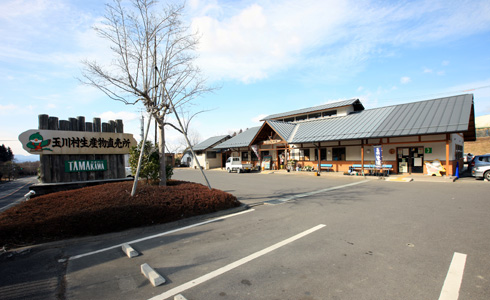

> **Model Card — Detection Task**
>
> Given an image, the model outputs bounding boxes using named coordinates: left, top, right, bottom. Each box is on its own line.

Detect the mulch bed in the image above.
left=0, top=180, right=240, bottom=248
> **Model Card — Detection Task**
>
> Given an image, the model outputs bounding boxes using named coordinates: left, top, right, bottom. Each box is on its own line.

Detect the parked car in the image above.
left=225, top=157, right=253, bottom=173
left=470, top=154, right=490, bottom=180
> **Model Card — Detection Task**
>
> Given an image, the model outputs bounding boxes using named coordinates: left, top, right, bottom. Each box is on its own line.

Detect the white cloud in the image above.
left=401, top=77, right=411, bottom=84
left=442, top=60, right=450, bottom=66
left=252, top=114, right=268, bottom=123
left=98, top=111, right=139, bottom=123
left=0, top=104, right=18, bottom=115
left=423, top=67, right=433, bottom=73
left=190, top=0, right=490, bottom=83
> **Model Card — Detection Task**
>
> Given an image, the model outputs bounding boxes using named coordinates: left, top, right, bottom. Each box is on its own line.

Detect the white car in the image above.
left=225, top=157, right=253, bottom=173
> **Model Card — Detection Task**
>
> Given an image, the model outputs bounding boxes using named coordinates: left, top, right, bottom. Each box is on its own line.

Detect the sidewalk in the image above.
left=257, top=169, right=458, bottom=182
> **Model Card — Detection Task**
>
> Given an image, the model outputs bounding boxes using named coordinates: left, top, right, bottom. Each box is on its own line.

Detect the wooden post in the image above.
left=361, top=141, right=365, bottom=176
left=93, top=118, right=101, bottom=132
left=59, top=120, right=71, bottom=182
left=39, top=114, right=49, bottom=129
left=77, top=116, right=86, bottom=132
left=69, top=118, right=78, bottom=131
left=446, top=134, right=450, bottom=176
left=85, top=122, right=93, bottom=132
left=38, top=114, right=49, bottom=183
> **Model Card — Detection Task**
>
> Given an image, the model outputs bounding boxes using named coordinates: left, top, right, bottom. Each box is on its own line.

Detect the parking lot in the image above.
left=1, top=169, right=490, bottom=299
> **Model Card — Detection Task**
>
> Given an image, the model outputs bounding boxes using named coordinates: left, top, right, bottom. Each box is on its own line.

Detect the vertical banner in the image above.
left=374, top=145, right=382, bottom=168
left=251, top=145, right=260, bottom=161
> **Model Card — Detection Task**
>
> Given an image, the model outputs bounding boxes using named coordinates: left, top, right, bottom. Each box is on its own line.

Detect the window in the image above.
left=295, top=115, right=307, bottom=121
left=304, top=149, right=310, bottom=161
left=299, top=149, right=305, bottom=160
left=291, top=149, right=300, bottom=160
left=242, top=151, right=249, bottom=160
left=332, top=147, right=345, bottom=161
left=455, top=145, right=463, bottom=160
left=308, top=113, right=321, bottom=119
left=206, top=151, right=217, bottom=159
left=322, top=110, right=337, bottom=117
left=314, top=148, right=327, bottom=161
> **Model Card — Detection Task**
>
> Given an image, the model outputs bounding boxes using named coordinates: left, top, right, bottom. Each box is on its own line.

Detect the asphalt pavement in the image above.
left=0, top=171, right=489, bottom=300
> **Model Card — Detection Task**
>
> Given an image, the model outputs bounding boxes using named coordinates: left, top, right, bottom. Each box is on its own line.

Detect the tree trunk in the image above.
left=158, top=121, right=167, bottom=186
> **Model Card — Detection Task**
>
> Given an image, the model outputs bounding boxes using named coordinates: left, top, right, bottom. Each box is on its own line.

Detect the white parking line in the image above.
left=148, top=224, right=326, bottom=300
left=439, top=252, right=467, bottom=300
left=66, top=209, right=254, bottom=261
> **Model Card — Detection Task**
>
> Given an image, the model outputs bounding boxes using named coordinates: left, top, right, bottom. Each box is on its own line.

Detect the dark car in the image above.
left=470, top=155, right=490, bottom=181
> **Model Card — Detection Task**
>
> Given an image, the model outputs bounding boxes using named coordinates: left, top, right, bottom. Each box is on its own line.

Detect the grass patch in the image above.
left=0, top=180, right=240, bottom=248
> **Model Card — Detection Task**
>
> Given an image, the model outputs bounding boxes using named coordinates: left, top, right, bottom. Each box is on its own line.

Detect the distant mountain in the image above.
left=14, top=155, right=40, bottom=162
left=476, top=114, right=490, bottom=128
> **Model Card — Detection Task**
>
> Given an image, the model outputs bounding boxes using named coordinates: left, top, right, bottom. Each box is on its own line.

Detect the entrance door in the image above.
left=397, top=147, right=424, bottom=173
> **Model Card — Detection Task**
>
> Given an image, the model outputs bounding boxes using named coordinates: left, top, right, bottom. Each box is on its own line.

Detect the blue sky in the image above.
left=1, top=0, right=490, bottom=158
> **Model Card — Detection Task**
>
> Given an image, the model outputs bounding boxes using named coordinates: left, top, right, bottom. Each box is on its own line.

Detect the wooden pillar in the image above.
left=361, top=141, right=365, bottom=175
left=446, top=134, right=450, bottom=176
left=38, top=114, right=49, bottom=183
left=93, top=117, right=101, bottom=132
left=77, top=116, right=86, bottom=131
left=315, top=144, right=321, bottom=173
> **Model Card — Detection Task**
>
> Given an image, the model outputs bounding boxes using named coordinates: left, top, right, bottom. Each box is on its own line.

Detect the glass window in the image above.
left=206, top=151, right=217, bottom=159
left=291, top=149, right=300, bottom=160
left=241, top=151, right=249, bottom=160
left=322, top=110, right=337, bottom=117
left=303, top=149, right=310, bottom=160
left=314, top=148, right=327, bottom=161
left=299, top=149, right=305, bottom=160
left=295, top=115, right=307, bottom=121
left=332, top=147, right=345, bottom=161
left=308, top=113, right=321, bottom=119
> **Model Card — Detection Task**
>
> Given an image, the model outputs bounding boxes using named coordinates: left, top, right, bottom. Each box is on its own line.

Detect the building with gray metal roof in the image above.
left=193, top=135, right=230, bottom=151
left=186, top=134, right=230, bottom=169
left=259, top=94, right=475, bottom=144
left=209, top=94, right=475, bottom=176
left=214, top=127, right=261, bottom=150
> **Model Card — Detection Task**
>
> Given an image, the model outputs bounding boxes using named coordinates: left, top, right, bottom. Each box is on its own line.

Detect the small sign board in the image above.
left=65, top=160, right=108, bottom=172
left=374, top=145, right=382, bottom=168
left=425, top=147, right=432, bottom=154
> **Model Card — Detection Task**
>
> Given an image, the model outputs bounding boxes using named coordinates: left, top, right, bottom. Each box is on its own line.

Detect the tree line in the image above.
left=0, top=144, right=40, bottom=181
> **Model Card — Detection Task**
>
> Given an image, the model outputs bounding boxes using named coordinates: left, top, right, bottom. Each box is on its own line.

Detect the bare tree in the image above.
left=81, top=0, right=213, bottom=186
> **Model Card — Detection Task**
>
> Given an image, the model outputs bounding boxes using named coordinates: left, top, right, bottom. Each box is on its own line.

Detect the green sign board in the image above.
left=65, top=160, right=107, bottom=172
left=425, top=147, right=432, bottom=154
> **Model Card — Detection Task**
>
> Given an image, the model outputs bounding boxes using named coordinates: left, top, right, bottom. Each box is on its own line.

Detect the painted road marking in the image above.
left=439, top=252, right=467, bottom=300
left=264, top=180, right=368, bottom=205
left=148, top=224, right=326, bottom=300
left=65, top=209, right=254, bottom=262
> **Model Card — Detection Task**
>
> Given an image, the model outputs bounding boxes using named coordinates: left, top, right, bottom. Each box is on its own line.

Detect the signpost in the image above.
left=18, top=114, right=136, bottom=185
